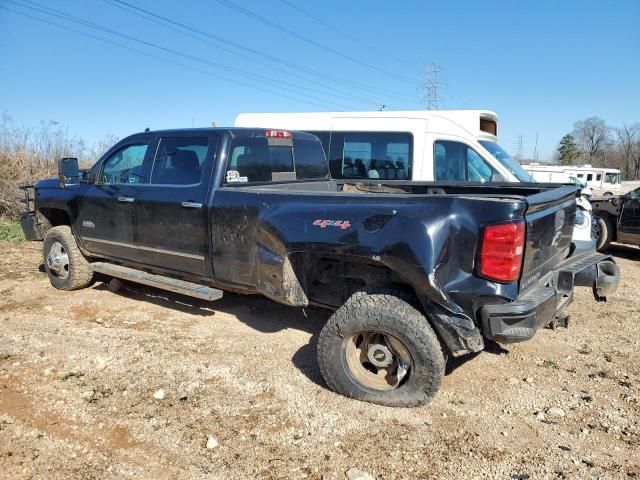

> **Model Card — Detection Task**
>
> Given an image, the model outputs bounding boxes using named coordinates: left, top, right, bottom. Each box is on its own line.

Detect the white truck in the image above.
left=235, top=110, right=594, bottom=242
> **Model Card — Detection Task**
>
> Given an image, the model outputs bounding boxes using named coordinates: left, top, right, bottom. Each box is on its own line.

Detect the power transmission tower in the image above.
left=420, top=63, right=444, bottom=110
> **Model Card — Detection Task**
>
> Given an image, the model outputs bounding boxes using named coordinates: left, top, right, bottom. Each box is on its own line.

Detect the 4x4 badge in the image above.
left=313, top=219, right=351, bottom=230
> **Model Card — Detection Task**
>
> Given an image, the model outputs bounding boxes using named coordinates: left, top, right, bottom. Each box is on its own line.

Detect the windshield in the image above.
left=479, top=141, right=534, bottom=182
left=568, top=176, right=586, bottom=188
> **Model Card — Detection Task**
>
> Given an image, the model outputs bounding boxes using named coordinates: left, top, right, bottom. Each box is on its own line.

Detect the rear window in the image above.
left=225, top=136, right=329, bottom=184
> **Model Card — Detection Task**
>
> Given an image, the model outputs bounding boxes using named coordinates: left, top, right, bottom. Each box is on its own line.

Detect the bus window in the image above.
left=327, top=132, right=413, bottom=180
left=434, top=141, right=494, bottom=182
left=605, top=172, right=620, bottom=184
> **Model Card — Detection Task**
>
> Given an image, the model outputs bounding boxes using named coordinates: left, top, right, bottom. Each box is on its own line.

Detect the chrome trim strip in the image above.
left=83, top=237, right=133, bottom=249
left=83, top=237, right=205, bottom=260
left=139, top=245, right=205, bottom=260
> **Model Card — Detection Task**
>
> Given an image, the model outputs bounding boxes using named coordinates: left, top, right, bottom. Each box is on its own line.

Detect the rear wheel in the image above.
left=317, top=290, right=445, bottom=407
left=593, top=216, right=613, bottom=252
left=43, top=226, right=93, bottom=290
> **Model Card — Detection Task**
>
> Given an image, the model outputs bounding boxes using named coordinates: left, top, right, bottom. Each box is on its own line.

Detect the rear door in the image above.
left=77, top=136, right=152, bottom=262
left=212, top=132, right=330, bottom=286
left=134, top=133, right=218, bottom=276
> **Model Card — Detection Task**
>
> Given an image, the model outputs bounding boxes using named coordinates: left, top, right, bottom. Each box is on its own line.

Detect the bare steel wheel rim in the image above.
left=343, top=331, right=412, bottom=391
left=47, top=241, right=70, bottom=279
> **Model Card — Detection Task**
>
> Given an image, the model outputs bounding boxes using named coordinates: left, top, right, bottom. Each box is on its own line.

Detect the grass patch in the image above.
left=0, top=220, right=25, bottom=243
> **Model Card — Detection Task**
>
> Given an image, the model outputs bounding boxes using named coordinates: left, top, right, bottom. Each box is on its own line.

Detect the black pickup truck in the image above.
left=592, top=186, right=640, bottom=251
left=20, top=128, right=620, bottom=406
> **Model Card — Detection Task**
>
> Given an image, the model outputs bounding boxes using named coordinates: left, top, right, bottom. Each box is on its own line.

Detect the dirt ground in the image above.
left=0, top=241, right=638, bottom=480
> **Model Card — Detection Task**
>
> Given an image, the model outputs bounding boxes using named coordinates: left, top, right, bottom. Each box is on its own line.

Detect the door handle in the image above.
left=117, top=196, right=135, bottom=203
left=181, top=201, right=203, bottom=209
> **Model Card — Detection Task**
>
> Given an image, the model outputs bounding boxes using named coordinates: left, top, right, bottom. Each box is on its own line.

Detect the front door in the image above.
left=134, top=133, right=217, bottom=276
left=618, top=189, right=640, bottom=244
left=77, top=139, right=152, bottom=262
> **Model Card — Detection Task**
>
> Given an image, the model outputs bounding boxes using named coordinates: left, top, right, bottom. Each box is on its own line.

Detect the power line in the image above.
left=104, top=0, right=410, bottom=107
left=1, top=5, right=346, bottom=111
left=107, top=0, right=417, bottom=105
left=212, top=0, right=418, bottom=84
left=275, top=0, right=419, bottom=72
left=9, top=0, right=361, bottom=110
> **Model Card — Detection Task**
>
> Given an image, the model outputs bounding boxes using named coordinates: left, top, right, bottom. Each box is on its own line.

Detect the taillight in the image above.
left=479, top=220, right=525, bottom=282
left=265, top=129, right=292, bottom=138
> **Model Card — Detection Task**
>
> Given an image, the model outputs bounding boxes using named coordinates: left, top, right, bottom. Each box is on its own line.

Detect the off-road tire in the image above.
left=317, top=290, right=445, bottom=407
left=43, top=226, right=94, bottom=290
left=594, top=215, right=613, bottom=252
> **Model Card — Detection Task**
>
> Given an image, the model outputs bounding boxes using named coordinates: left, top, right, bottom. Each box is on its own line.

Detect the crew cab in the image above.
left=592, top=186, right=640, bottom=251
left=20, top=128, right=620, bottom=407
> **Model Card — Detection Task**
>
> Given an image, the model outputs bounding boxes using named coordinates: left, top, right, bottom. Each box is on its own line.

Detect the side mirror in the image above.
left=57, top=157, right=80, bottom=187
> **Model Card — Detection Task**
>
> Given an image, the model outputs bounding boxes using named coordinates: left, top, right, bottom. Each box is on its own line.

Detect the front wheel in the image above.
left=317, top=290, right=445, bottom=407
left=43, top=226, right=94, bottom=290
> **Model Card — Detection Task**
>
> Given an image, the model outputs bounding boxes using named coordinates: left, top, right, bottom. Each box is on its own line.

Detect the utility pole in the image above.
left=515, top=135, right=524, bottom=163
left=533, top=132, right=539, bottom=162
left=420, top=63, right=444, bottom=110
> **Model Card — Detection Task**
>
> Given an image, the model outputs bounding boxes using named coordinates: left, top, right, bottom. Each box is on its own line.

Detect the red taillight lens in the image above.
left=265, top=129, right=292, bottom=138
left=479, top=221, right=525, bottom=282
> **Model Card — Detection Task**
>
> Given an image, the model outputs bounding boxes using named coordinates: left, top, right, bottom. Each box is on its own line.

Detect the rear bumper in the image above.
left=480, top=251, right=619, bottom=343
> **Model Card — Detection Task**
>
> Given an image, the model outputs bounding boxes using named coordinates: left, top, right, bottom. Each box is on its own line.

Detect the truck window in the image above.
left=100, top=143, right=149, bottom=184
left=327, top=132, right=412, bottom=180
left=587, top=173, right=593, bottom=181
left=596, top=173, right=602, bottom=181
left=225, top=136, right=329, bottom=184
left=303, top=131, right=330, bottom=158
left=293, top=138, right=330, bottom=179
left=434, top=141, right=494, bottom=182
left=150, top=137, right=209, bottom=185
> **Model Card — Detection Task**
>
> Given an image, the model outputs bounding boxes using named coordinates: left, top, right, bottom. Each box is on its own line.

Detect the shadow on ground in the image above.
left=90, top=278, right=331, bottom=387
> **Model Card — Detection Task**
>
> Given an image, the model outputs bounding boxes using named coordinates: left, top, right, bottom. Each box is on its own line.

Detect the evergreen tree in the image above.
left=557, top=134, right=580, bottom=165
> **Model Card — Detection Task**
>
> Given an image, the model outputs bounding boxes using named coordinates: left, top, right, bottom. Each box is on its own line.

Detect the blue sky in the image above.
left=1, top=0, right=638, bottom=160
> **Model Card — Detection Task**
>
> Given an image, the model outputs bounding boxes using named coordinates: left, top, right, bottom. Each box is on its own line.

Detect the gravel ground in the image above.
left=0, top=241, right=639, bottom=479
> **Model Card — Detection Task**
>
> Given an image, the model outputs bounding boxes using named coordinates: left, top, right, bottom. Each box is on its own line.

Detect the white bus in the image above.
left=234, top=110, right=535, bottom=184
left=522, top=164, right=621, bottom=195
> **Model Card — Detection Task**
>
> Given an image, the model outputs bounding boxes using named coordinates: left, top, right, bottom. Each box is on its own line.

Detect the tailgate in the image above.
left=519, top=185, right=578, bottom=292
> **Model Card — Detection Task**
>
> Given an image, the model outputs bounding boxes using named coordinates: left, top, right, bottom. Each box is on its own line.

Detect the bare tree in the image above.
left=572, top=117, right=611, bottom=166
left=0, top=113, right=119, bottom=219
left=616, top=123, right=640, bottom=180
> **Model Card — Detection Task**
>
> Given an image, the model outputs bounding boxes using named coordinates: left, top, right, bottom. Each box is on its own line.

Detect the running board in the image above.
left=91, top=262, right=223, bottom=301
